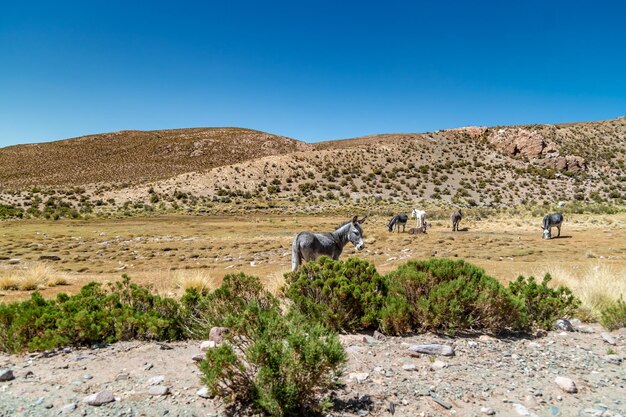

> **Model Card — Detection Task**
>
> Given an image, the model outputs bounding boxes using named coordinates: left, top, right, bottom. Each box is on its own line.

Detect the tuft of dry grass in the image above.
left=0, top=263, right=68, bottom=291
left=534, top=263, right=626, bottom=321
left=171, top=269, right=221, bottom=296
left=263, top=270, right=287, bottom=296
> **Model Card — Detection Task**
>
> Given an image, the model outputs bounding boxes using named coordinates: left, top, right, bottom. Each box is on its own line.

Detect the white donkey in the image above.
left=411, top=208, right=427, bottom=233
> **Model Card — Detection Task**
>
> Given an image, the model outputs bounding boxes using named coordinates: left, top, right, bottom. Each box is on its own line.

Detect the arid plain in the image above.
left=1, top=212, right=624, bottom=304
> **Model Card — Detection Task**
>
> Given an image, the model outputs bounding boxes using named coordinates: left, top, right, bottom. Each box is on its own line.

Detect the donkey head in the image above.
left=350, top=216, right=365, bottom=250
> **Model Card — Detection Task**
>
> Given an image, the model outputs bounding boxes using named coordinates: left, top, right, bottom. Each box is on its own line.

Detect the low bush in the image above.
left=185, top=272, right=346, bottom=416
left=200, top=306, right=345, bottom=416
left=0, top=275, right=184, bottom=353
left=0, top=204, right=23, bottom=219
left=600, top=298, right=626, bottom=331
left=283, top=257, right=388, bottom=332
left=381, top=259, right=527, bottom=335
left=182, top=272, right=279, bottom=338
left=508, top=274, right=580, bottom=330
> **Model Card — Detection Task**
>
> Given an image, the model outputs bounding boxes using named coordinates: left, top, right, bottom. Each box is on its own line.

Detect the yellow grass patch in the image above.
left=0, top=263, right=68, bottom=291
left=533, top=263, right=626, bottom=320
left=171, top=269, right=221, bottom=295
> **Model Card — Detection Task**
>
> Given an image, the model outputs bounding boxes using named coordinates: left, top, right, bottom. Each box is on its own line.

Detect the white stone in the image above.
left=407, top=344, right=455, bottom=356
left=601, top=332, right=616, bottom=345
left=200, top=340, right=216, bottom=351
left=348, top=372, right=369, bottom=383
left=83, top=391, right=115, bottom=406
left=148, top=386, right=170, bottom=396
left=147, top=375, right=165, bottom=386
left=555, top=376, right=577, bottom=393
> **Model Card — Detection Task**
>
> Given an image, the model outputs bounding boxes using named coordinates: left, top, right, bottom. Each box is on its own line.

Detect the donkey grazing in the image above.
left=542, top=213, right=563, bottom=239
left=450, top=209, right=462, bottom=232
left=291, top=215, right=367, bottom=271
left=387, top=214, right=408, bottom=233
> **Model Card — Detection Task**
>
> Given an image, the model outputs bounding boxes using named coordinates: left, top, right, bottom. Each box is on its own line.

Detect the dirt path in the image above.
left=1, top=321, right=624, bottom=417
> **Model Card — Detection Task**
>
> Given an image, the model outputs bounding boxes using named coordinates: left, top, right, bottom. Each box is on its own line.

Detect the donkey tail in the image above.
left=291, top=233, right=301, bottom=271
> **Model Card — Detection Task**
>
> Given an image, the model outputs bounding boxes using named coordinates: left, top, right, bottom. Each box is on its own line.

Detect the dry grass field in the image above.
left=1, top=213, right=625, bottom=317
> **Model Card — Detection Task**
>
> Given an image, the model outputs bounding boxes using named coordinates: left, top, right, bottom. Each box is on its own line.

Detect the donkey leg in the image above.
left=557, top=225, right=561, bottom=237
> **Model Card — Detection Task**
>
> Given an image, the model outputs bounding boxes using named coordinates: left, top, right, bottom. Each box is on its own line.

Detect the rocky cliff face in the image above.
left=485, top=128, right=587, bottom=173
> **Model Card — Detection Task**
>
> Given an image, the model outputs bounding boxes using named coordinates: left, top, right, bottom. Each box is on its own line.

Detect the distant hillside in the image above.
left=0, top=117, right=624, bottom=216
left=0, top=128, right=310, bottom=189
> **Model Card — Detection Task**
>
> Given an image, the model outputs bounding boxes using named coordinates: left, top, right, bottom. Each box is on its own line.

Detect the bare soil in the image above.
left=0, top=324, right=624, bottom=416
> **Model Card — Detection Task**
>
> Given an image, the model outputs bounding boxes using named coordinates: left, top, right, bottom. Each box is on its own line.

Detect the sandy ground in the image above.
left=0, top=322, right=624, bottom=416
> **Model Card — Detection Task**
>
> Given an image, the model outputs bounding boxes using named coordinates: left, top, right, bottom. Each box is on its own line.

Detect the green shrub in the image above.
left=195, top=273, right=346, bottom=416
left=508, top=274, right=580, bottom=330
left=0, top=204, right=23, bottom=219
left=182, top=272, right=278, bottom=338
left=0, top=275, right=184, bottom=353
left=381, top=258, right=527, bottom=334
left=283, top=257, right=388, bottom=332
left=600, top=298, right=626, bottom=331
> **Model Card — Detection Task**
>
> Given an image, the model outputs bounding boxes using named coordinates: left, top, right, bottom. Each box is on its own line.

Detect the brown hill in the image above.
left=0, top=128, right=310, bottom=190
left=0, top=117, right=624, bottom=214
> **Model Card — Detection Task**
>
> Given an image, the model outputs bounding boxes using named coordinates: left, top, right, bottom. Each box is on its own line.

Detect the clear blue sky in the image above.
left=1, top=0, right=625, bottom=147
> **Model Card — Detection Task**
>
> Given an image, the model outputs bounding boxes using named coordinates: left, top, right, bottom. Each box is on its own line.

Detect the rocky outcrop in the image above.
left=488, top=129, right=559, bottom=159
left=485, top=128, right=586, bottom=172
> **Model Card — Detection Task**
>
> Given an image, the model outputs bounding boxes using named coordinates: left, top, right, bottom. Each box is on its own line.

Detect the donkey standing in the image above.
left=450, top=209, right=462, bottom=232
left=291, top=215, right=367, bottom=271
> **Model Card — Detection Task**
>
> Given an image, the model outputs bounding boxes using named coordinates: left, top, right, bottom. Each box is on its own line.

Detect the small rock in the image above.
left=549, top=405, right=559, bottom=416
left=601, top=332, right=616, bottom=345
left=115, top=372, right=130, bottom=381
left=554, top=376, right=577, bottom=393
left=83, top=390, right=115, bottom=406
left=576, top=325, right=594, bottom=334
left=555, top=319, right=573, bottom=332
left=83, top=374, right=93, bottom=380
left=0, top=369, right=15, bottom=382
left=373, top=330, right=386, bottom=340
left=197, top=387, right=210, bottom=398
left=61, top=403, right=77, bottom=414
left=39, top=255, right=61, bottom=261
left=148, top=386, right=170, bottom=396
left=8, top=258, right=20, bottom=264
left=535, top=329, right=548, bottom=338
left=362, top=335, right=378, bottom=345
left=200, top=340, right=216, bottom=351
left=468, top=341, right=479, bottom=348
left=209, top=327, right=229, bottom=345
left=348, top=372, right=369, bottom=383
left=192, top=354, right=205, bottom=362
left=144, top=363, right=154, bottom=371
left=402, top=364, right=417, bottom=371
left=148, top=375, right=165, bottom=385
left=431, top=396, right=452, bottom=410
left=431, top=360, right=448, bottom=370
left=408, top=344, right=455, bottom=356
left=513, top=403, right=530, bottom=415
left=481, top=406, right=496, bottom=415
left=604, top=354, right=622, bottom=365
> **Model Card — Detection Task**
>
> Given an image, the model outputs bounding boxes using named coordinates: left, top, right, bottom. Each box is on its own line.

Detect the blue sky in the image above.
left=1, top=0, right=625, bottom=147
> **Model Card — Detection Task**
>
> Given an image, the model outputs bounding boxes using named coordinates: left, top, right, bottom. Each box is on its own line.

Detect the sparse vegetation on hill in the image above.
left=0, top=117, right=624, bottom=216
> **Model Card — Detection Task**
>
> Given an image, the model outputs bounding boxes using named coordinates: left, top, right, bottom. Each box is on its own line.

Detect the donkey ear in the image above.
left=352, top=215, right=359, bottom=224
left=358, top=215, right=368, bottom=224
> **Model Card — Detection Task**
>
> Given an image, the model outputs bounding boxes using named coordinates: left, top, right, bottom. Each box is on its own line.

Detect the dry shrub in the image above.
left=173, top=269, right=220, bottom=295
left=0, top=273, right=19, bottom=291
left=535, top=263, right=626, bottom=320
left=0, top=264, right=67, bottom=291
left=264, top=270, right=286, bottom=296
